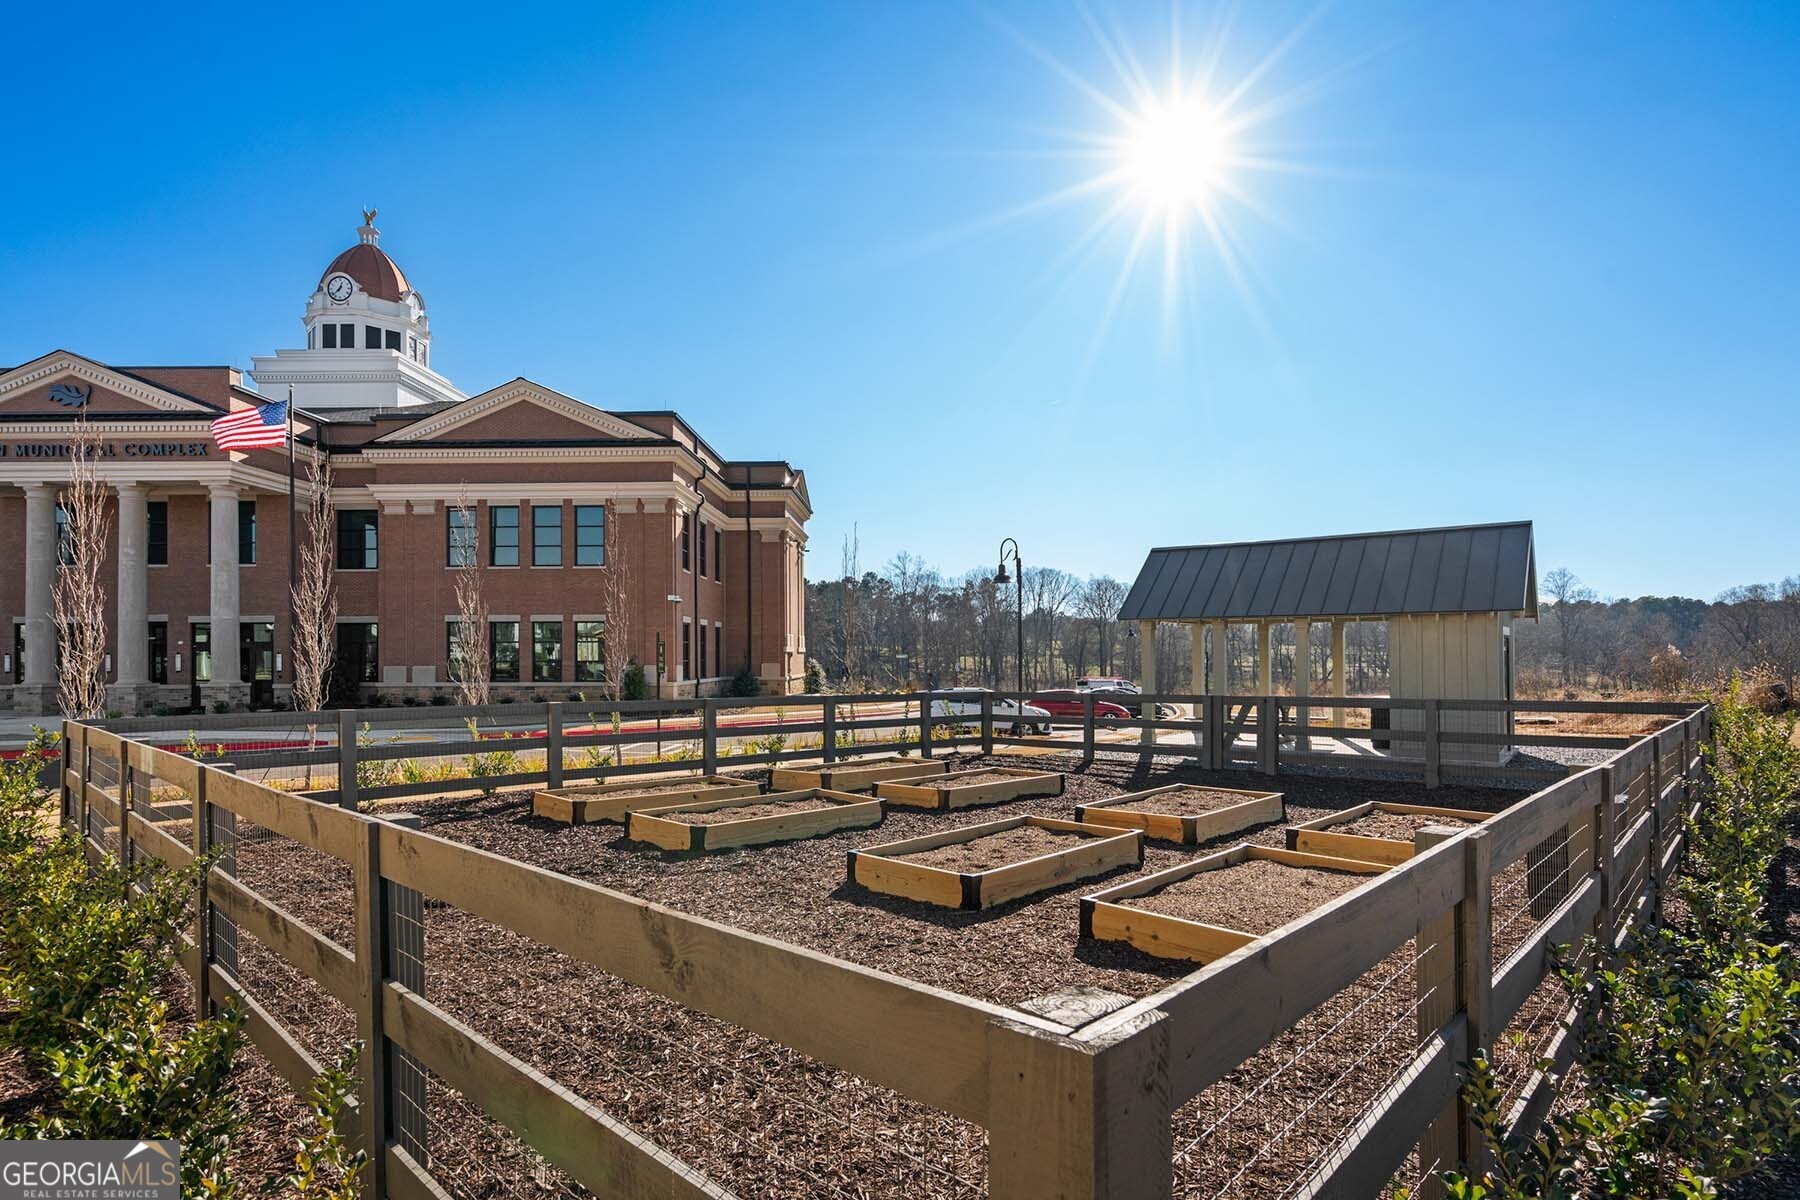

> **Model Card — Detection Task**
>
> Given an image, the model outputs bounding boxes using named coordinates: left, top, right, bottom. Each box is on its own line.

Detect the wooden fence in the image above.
left=57, top=698, right=1711, bottom=1199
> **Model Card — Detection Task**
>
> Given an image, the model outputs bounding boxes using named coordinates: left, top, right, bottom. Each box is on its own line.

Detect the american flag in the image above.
left=210, top=398, right=289, bottom=452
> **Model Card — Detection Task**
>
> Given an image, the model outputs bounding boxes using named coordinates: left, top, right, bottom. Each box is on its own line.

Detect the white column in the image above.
left=22, top=483, right=56, bottom=687
left=209, top=485, right=242, bottom=690
left=1256, top=623, right=1273, bottom=695
left=1294, top=618, right=1312, bottom=750
left=1138, top=619, right=1156, bottom=746
left=1331, top=621, right=1348, bottom=702
left=1209, top=619, right=1228, bottom=693
left=114, top=484, right=149, bottom=686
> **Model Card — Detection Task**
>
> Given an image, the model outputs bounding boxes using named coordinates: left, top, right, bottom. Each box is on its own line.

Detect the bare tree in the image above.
left=53, top=414, right=110, bottom=720
left=596, top=500, right=634, bottom=698
left=289, top=455, right=336, bottom=716
left=449, top=490, right=490, bottom=706
left=839, top=525, right=862, bottom=687
left=1543, top=567, right=1596, bottom=685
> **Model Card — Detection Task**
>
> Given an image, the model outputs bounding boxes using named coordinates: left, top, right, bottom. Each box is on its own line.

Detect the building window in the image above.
left=681, top=620, right=691, bottom=681
left=715, top=625, right=722, bottom=676
left=54, top=505, right=70, bottom=565
left=336, top=510, right=378, bottom=569
left=532, top=504, right=562, bottom=567
left=147, top=501, right=168, bottom=566
left=365, top=325, right=381, bottom=349
left=490, top=621, right=520, bottom=682
left=574, top=505, right=605, bottom=566
left=574, top=620, right=604, bottom=682
left=321, top=323, right=337, bottom=349
left=337, top=622, right=379, bottom=683
left=714, top=528, right=722, bottom=581
left=698, top=520, right=707, bottom=576
left=532, top=620, right=563, bottom=682
left=681, top=514, right=691, bottom=571
left=238, top=499, right=257, bottom=565
left=193, top=622, right=211, bottom=684
left=698, top=622, right=707, bottom=678
left=447, top=508, right=476, bottom=567
left=339, top=322, right=354, bottom=347
left=384, top=329, right=401, bottom=351
left=446, top=621, right=465, bottom=680
left=487, top=505, right=519, bottom=566
left=148, top=621, right=168, bottom=685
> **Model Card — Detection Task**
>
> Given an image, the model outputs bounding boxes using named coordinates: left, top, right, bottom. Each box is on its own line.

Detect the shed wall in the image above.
left=1388, top=612, right=1509, bottom=764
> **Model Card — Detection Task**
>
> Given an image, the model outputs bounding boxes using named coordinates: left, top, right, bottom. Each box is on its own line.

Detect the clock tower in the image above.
left=249, top=211, right=465, bottom=410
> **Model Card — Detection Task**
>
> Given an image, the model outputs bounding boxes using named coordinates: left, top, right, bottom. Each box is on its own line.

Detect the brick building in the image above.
left=0, top=214, right=810, bottom=716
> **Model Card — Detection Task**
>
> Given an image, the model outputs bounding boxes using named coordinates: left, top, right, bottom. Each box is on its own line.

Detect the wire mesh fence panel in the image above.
left=1170, top=937, right=1436, bottom=1198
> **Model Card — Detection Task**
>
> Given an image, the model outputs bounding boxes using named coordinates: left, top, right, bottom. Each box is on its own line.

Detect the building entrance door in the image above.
left=240, top=622, right=275, bottom=709
left=189, top=622, right=210, bottom=712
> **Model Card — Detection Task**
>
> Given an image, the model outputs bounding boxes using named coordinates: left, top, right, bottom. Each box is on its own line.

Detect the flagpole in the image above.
left=287, top=386, right=297, bottom=702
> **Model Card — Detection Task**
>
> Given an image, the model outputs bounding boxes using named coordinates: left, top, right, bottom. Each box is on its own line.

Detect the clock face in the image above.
left=325, top=274, right=354, bottom=303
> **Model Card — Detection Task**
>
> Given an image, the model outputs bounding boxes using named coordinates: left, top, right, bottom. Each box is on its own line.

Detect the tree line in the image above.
left=806, top=539, right=1798, bottom=698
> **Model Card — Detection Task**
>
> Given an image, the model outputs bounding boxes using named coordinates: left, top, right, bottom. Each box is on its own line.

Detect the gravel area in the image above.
left=1336, top=809, right=1481, bottom=841
left=653, top=797, right=838, bottom=825
left=1098, top=785, right=1272, bottom=816
left=935, top=770, right=1048, bottom=789
left=1123, top=858, right=1373, bottom=935
left=216, top=751, right=1531, bottom=1199
left=891, top=824, right=1086, bottom=871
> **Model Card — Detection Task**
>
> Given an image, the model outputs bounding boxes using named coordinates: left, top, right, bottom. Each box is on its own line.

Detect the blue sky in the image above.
left=3, top=3, right=1795, bottom=601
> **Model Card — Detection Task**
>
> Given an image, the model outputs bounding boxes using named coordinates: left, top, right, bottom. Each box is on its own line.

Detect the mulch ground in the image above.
left=216, top=751, right=1531, bottom=1199
left=1094, top=785, right=1273, bottom=817
left=1336, top=809, right=1481, bottom=841
left=656, top=797, right=839, bottom=825
left=889, top=823, right=1086, bottom=871
left=934, top=770, right=1044, bottom=789
left=1122, top=858, right=1373, bottom=936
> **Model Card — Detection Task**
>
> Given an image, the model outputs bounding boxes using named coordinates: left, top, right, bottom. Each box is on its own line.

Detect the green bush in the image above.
left=1432, top=685, right=1800, bottom=1198
left=621, top=662, right=650, bottom=701
left=267, top=1041, right=367, bottom=1200
left=727, top=666, right=760, bottom=697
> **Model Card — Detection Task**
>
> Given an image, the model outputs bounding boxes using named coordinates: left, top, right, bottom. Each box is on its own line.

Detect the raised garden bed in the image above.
left=626, top=789, right=882, bottom=852
left=531, top=776, right=760, bottom=825
left=1080, top=844, right=1387, bottom=963
left=875, top=767, right=1064, bottom=811
left=1284, top=801, right=1490, bottom=865
left=847, top=815, right=1141, bottom=910
left=770, top=756, right=947, bottom=793
left=1073, top=783, right=1283, bottom=844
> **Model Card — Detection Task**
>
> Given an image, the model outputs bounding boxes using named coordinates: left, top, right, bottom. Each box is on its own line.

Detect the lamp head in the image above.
left=995, top=561, right=1011, bottom=585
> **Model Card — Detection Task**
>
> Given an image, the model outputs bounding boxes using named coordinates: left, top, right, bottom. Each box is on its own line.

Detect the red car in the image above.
left=1030, top=689, right=1132, bottom=720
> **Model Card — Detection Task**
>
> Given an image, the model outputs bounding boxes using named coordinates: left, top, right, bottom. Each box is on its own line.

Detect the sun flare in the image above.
left=1123, top=97, right=1228, bottom=212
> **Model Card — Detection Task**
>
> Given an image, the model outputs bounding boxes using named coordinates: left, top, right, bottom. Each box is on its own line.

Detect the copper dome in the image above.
left=319, top=211, right=413, bottom=304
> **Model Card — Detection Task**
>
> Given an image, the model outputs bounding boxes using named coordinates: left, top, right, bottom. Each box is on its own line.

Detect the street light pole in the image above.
left=995, top=539, right=1023, bottom=696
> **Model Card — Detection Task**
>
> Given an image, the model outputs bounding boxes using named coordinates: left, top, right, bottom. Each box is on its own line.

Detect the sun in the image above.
left=1123, top=96, right=1229, bottom=212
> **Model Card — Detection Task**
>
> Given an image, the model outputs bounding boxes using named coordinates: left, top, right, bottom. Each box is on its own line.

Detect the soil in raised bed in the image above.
left=665, top=797, right=838, bottom=825
left=1099, top=784, right=1268, bottom=816
left=576, top=780, right=731, bottom=799
left=1337, top=808, right=1480, bottom=841
left=893, top=824, right=1086, bottom=871
left=936, top=770, right=1045, bottom=789
left=1122, top=858, right=1369, bottom=934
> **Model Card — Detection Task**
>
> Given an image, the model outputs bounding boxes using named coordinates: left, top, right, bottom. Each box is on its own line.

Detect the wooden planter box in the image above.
left=848, top=815, right=1141, bottom=911
left=770, top=756, right=947, bottom=794
left=876, top=767, right=1064, bottom=811
left=1284, top=801, right=1491, bottom=866
left=1081, top=844, right=1388, bottom=964
left=1073, top=784, right=1283, bottom=845
left=532, top=776, right=760, bottom=825
left=627, top=789, right=882, bottom=852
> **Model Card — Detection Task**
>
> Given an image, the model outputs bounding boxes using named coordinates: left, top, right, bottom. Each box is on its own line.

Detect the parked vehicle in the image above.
left=1077, top=677, right=1139, bottom=695
left=1030, top=689, right=1132, bottom=720
left=928, top=688, right=1052, bottom=735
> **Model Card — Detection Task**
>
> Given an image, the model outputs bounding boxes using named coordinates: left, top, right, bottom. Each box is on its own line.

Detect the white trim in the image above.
left=0, top=353, right=221, bottom=413
left=376, top=379, right=656, bottom=444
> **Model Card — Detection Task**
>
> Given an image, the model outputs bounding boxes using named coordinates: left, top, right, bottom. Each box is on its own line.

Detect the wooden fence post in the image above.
left=58, top=719, right=72, bottom=823
left=1082, top=693, right=1096, bottom=768
left=1423, top=700, right=1442, bottom=790
left=1596, top=764, right=1619, bottom=941
left=1416, top=827, right=1492, bottom=1183
left=701, top=699, right=718, bottom=775
left=339, top=708, right=360, bottom=811
left=118, top=753, right=135, bottom=876
left=383, top=814, right=429, bottom=1170
left=1258, top=696, right=1277, bottom=776
left=919, top=694, right=933, bottom=759
left=353, top=817, right=392, bottom=1199
left=822, top=697, right=838, bottom=763
left=987, top=1013, right=1172, bottom=1200
left=545, top=701, right=564, bottom=789
left=981, top=693, right=994, bottom=757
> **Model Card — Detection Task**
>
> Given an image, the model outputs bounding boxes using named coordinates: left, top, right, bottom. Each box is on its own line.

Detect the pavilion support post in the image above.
left=1294, top=618, right=1312, bottom=752
left=1188, top=622, right=1206, bottom=757
left=1138, top=620, right=1156, bottom=749
left=1330, top=621, right=1347, bottom=733
left=1256, top=623, right=1272, bottom=695
left=1209, top=620, right=1230, bottom=770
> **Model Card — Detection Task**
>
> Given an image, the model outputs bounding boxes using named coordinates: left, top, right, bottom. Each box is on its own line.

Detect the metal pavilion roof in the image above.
left=1118, top=521, right=1537, bottom=623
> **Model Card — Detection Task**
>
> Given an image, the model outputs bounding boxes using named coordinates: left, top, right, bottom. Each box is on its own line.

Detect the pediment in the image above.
left=376, top=379, right=657, bottom=444
left=0, top=352, right=223, bottom=416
